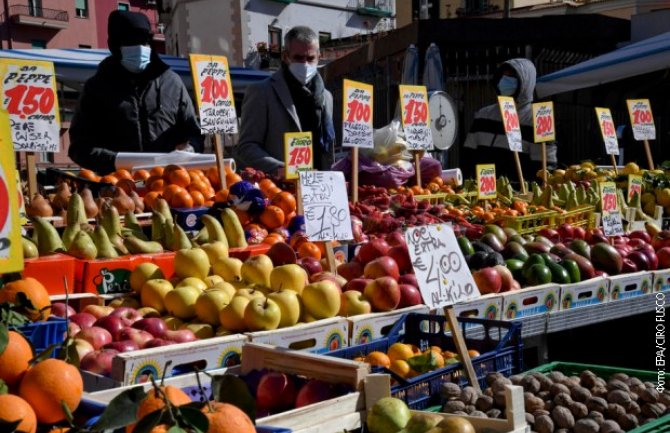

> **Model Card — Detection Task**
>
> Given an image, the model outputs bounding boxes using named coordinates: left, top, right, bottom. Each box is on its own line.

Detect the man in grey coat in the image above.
left=234, top=26, right=335, bottom=174
left=69, top=10, right=203, bottom=175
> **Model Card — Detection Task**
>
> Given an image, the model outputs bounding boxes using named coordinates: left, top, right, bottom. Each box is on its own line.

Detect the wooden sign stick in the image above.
left=541, top=142, right=548, bottom=188
left=352, top=147, right=359, bottom=203
left=643, top=140, right=655, bottom=170
left=213, top=134, right=227, bottom=190
left=610, top=155, right=619, bottom=175
left=414, top=151, right=422, bottom=189
left=25, top=152, right=38, bottom=198
left=444, top=306, right=481, bottom=393
left=513, top=152, right=527, bottom=194
left=324, top=242, right=337, bottom=273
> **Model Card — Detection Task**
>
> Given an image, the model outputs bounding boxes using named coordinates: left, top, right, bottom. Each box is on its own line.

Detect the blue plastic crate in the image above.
left=328, top=313, right=523, bottom=410
left=11, top=316, right=67, bottom=357
left=172, top=206, right=210, bottom=232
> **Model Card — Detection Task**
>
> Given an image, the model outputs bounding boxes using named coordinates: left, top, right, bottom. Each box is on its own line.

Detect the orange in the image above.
left=289, top=233, right=310, bottom=251
left=0, top=394, right=37, bottom=433
left=162, top=164, right=183, bottom=178
left=167, top=168, right=191, bottom=189
left=47, top=428, right=71, bottom=433
left=226, top=173, right=242, bottom=187
left=78, top=169, right=100, bottom=182
left=189, top=189, right=206, bottom=207
left=260, top=205, right=285, bottom=230
left=115, top=179, right=136, bottom=195
left=234, top=209, right=251, bottom=226
left=387, top=343, right=414, bottom=363
left=263, top=233, right=283, bottom=245
left=389, top=359, right=412, bottom=379
left=114, top=169, right=134, bottom=181
left=133, top=169, right=151, bottom=182
left=297, top=242, right=321, bottom=260
left=424, top=350, right=445, bottom=369
left=143, top=191, right=162, bottom=211
left=204, top=200, right=215, bottom=207
left=206, top=167, right=221, bottom=189
left=214, top=189, right=229, bottom=203
left=258, top=178, right=276, bottom=192
left=149, top=166, right=165, bottom=177
left=271, top=191, right=297, bottom=215
left=100, top=175, right=118, bottom=185
left=364, top=351, right=391, bottom=368
left=201, top=401, right=255, bottom=433
left=443, top=350, right=457, bottom=359
left=126, top=386, right=191, bottom=433
left=265, top=186, right=281, bottom=200
left=19, top=358, right=83, bottom=424
left=284, top=211, right=296, bottom=226
left=171, top=190, right=194, bottom=208
left=468, top=349, right=481, bottom=358
left=189, top=179, right=209, bottom=195
left=145, top=176, right=165, bottom=192
left=0, top=277, right=51, bottom=321
left=188, top=169, right=205, bottom=182
left=162, top=184, right=185, bottom=202
left=0, top=330, right=33, bottom=387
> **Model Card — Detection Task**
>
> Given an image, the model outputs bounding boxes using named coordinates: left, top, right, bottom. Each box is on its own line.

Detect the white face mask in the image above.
left=289, top=62, right=318, bottom=85
left=120, top=45, right=151, bottom=74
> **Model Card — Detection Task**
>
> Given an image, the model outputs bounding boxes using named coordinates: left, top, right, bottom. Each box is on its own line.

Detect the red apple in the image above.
left=80, top=349, right=119, bottom=376
left=640, top=249, right=659, bottom=270
left=363, top=277, right=401, bottom=312
left=131, top=318, right=167, bottom=338
left=298, top=257, right=323, bottom=276
left=309, top=272, right=345, bottom=290
left=103, top=340, right=140, bottom=353
left=357, top=238, right=390, bottom=264
left=144, top=338, right=174, bottom=348
left=585, top=228, right=605, bottom=243
left=385, top=231, right=406, bottom=248
left=51, top=302, right=75, bottom=318
left=164, top=329, right=197, bottom=343
left=398, top=273, right=418, bottom=288
left=473, top=267, right=502, bottom=294
left=629, top=230, right=652, bottom=244
left=82, top=305, right=114, bottom=319
left=94, top=316, right=126, bottom=341
left=657, top=247, right=670, bottom=269
left=556, top=224, right=574, bottom=241
left=572, top=227, right=586, bottom=240
left=72, top=338, right=94, bottom=360
left=594, top=270, right=609, bottom=278
left=621, top=258, right=638, bottom=274
left=68, top=322, right=81, bottom=337
left=256, top=372, right=297, bottom=410
left=109, top=307, right=143, bottom=325
left=538, top=228, right=560, bottom=243
left=70, top=312, right=97, bottom=330
left=628, top=238, right=649, bottom=249
left=653, top=231, right=670, bottom=250
left=336, top=261, right=364, bottom=282
left=344, top=278, right=372, bottom=293
left=119, top=327, right=154, bottom=348
left=398, top=284, right=423, bottom=308
left=76, top=326, right=113, bottom=350
left=363, top=257, right=400, bottom=281
left=627, top=251, right=650, bottom=271
left=296, top=379, right=335, bottom=408
left=388, top=245, right=412, bottom=274
left=493, top=264, right=516, bottom=293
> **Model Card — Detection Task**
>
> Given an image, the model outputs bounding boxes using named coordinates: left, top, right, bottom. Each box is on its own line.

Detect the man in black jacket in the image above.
left=69, top=10, right=202, bottom=175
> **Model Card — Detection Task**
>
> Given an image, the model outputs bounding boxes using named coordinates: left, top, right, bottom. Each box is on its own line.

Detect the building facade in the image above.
left=95, top=0, right=165, bottom=53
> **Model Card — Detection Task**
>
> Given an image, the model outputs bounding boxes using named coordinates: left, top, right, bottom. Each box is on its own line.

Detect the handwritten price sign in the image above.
left=399, top=85, right=433, bottom=150
left=299, top=171, right=353, bottom=242
left=189, top=54, right=237, bottom=134
left=600, top=182, right=619, bottom=215
left=628, top=174, right=643, bottom=204
left=626, top=99, right=656, bottom=141
left=595, top=107, right=619, bottom=156
left=405, top=224, right=480, bottom=308
left=284, top=132, right=313, bottom=180
left=497, top=96, right=523, bottom=152
left=477, top=164, right=497, bottom=200
left=532, top=101, right=555, bottom=143
left=0, top=59, right=60, bottom=153
left=342, top=79, right=373, bottom=149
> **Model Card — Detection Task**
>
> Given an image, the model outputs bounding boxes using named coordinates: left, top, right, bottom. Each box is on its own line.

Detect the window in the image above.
left=75, top=0, right=88, bottom=18
left=79, top=44, right=91, bottom=49
left=268, top=26, right=282, bottom=53
left=118, top=3, right=130, bottom=11
left=31, top=39, right=46, bottom=49
left=319, top=32, right=331, bottom=46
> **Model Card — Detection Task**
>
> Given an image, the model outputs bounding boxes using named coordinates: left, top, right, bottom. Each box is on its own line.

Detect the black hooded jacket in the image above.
left=68, top=51, right=203, bottom=174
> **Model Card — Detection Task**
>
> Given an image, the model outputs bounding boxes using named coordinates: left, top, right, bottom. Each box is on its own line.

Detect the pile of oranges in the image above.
left=388, top=176, right=456, bottom=196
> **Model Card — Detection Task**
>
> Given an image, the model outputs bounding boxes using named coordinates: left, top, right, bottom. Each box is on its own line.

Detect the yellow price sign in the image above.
left=532, top=101, right=555, bottom=143
left=189, top=54, right=237, bottom=134
left=284, top=132, right=313, bottom=180
left=477, top=164, right=497, bottom=200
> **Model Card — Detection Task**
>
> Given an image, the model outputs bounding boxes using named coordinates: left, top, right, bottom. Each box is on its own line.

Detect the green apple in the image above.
left=130, top=263, right=165, bottom=294
left=270, top=264, right=308, bottom=294
left=204, top=275, right=225, bottom=288
left=268, top=290, right=301, bottom=328
left=302, top=280, right=341, bottom=320
left=164, top=285, right=201, bottom=319
left=180, top=322, right=215, bottom=339
left=367, top=397, right=411, bottom=433
left=140, top=279, right=174, bottom=313
left=210, top=281, right=236, bottom=299
left=201, top=241, right=229, bottom=262
left=195, top=288, right=232, bottom=325
left=241, top=254, right=273, bottom=287
left=401, top=413, right=442, bottom=433
left=176, top=277, right=208, bottom=291
left=162, top=315, right=185, bottom=330
left=212, top=257, right=244, bottom=283
left=219, top=295, right=251, bottom=332
left=243, top=297, right=281, bottom=331
left=339, top=291, right=372, bottom=317
left=174, top=248, right=211, bottom=280
left=235, top=287, right=266, bottom=300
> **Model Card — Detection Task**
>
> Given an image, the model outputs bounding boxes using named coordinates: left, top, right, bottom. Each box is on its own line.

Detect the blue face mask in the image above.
left=120, top=45, right=151, bottom=74
left=497, top=75, right=518, bottom=96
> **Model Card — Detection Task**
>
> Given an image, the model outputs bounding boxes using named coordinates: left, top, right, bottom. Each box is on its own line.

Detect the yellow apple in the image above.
left=235, top=287, right=266, bottom=300
left=210, top=281, right=236, bottom=299
left=219, top=296, right=251, bottom=332
left=162, top=315, right=185, bottom=330
left=268, top=290, right=301, bottom=328
left=216, top=326, right=233, bottom=337
left=140, top=279, right=174, bottom=313
left=269, top=264, right=308, bottom=294
left=176, top=277, right=208, bottom=291
left=211, top=257, right=244, bottom=283
left=174, top=248, right=211, bottom=280
left=201, top=241, right=229, bottom=262
left=137, top=306, right=162, bottom=318
left=302, top=280, right=341, bottom=320
left=243, top=297, right=281, bottom=331
left=180, top=322, right=215, bottom=339
left=164, top=285, right=201, bottom=319
left=108, top=296, right=141, bottom=309
left=204, top=275, right=225, bottom=287
left=241, top=254, right=273, bottom=287
left=129, top=263, right=164, bottom=294
left=339, top=291, right=372, bottom=316
left=195, top=288, right=232, bottom=325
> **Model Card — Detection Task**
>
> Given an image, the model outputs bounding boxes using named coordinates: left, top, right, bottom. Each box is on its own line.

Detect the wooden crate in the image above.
left=245, top=317, right=349, bottom=353
left=347, top=305, right=430, bottom=345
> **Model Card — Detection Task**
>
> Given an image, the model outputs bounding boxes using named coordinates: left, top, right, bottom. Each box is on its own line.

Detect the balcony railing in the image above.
left=10, top=5, right=69, bottom=22
left=350, top=0, right=393, bottom=18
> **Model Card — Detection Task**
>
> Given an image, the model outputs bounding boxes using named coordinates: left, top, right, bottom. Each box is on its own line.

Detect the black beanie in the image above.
left=108, top=10, right=152, bottom=49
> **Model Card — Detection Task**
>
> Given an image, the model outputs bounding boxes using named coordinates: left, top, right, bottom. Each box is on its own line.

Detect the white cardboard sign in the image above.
left=299, top=171, right=353, bottom=242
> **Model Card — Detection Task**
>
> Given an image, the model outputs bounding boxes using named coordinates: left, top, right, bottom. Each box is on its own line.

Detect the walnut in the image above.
left=461, top=386, right=479, bottom=405
left=631, top=384, right=646, bottom=395
left=453, top=411, right=469, bottom=416
left=587, top=411, right=605, bottom=425
left=595, top=378, right=607, bottom=388
left=494, top=391, right=507, bottom=408
left=465, top=404, right=476, bottom=414
left=555, top=429, right=570, bottom=433
left=627, top=401, right=641, bottom=415
left=587, top=397, right=609, bottom=413
left=486, top=372, right=506, bottom=386
left=545, top=400, right=555, bottom=411
left=607, top=390, right=631, bottom=406
left=630, top=392, right=638, bottom=402
left=610, top=373, right=630, bottom=383
left=443, top=400, right=466, bottom=413
left=659, top=393, right=670, bottom=407
left=492, top=378, right=512, bottom=394
left=607, top=379, right=630, bottom=393
left=639, top=388, right=660, bottom=404
left=539, top=391, right=552, bottom=400
left=628, top=377, right=643, bottom=387
left=591, top=386, right=609, bottom=399
left=526, top=396, right=546, bottom=413
left=616, top=413, right=638, bottom=430
left=572, top=387, right=592, bottom=403
left=551, top=383, right=572, bottom=397
left=476, top=395, right=494, bottom=412
left=554, top=392, right=573, bottom=407
left=532, top=372, right=555, bottom=391
left=440, top=382, right=462, bottom=400
left=644, top=381, right=656, bottom=389
left=599, top=420, right=622, bottom=433
left=526, top=413, right=535, bottom=425
left=535, top=414, right=555, bottom=433
left=486, top=408, right=502, bottom=418
left=549, top=371, right=567, bottom=383
left=580, top=371, right=598, bottom=388
left=471, top=410, right=488, bottom=418
left=523, top=376, right=542, bottom=394
left=569, top=376, right=582, bottom=387
left=641, top=402, right=665, bottom=418
left=534, top=409, right=551, bottom=418
left=569, top=402, right=588, bottom=419
left=574, top=418, right=600, bottom=433
left=552, top=406, right=576, bottom=429
left=604, top=404, right=626, bottom=420
left=484, top=387, right=494, bottom=397
left=510, top=374, right=524, bottom=385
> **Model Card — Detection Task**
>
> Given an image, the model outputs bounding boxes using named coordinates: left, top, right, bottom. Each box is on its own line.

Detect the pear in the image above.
left=151, top=211, right=166, bottom=244
left=401, top=413, right=443, bottom=433
left=163, top=221, right=175, bottom=251
left=211, top=256, right=243, bottom=283
left=122, top=211, right=148, bottom=241
left=66, top=192, right=88, bottom=227
left=124, top=237, right=164, bottom=254
left=61, top=224, right=81, bottom=250
left=111, top=188, right=135, bottom=214
left=68, top=230, right=97, bottom=260
left=22, top=236, right=38, bottom=259
left=192, top=226, right=210, bottom=245
left=130, top=190, right=144, bottom=213
left=201, top=214, right=228, bottom=247
left=80, top=186, right=98, bottom=219
left=31, top=216, right=64, bottom=255
left=51, top=181, right=72, bottom=212
left=153, top=198, right=174, bottom=226
left=26, top=193, right=53, bottom=218
left=241, top=254, right=273, bottom=287
left=172, top=223, right=193, bottom=251
left=174, top=248, right=211, bottom=280
left=201, top=241, right=229, bottom=263
left=100, top=200, right=122, bottom=239
left=91, top=225, right=118, bottom=259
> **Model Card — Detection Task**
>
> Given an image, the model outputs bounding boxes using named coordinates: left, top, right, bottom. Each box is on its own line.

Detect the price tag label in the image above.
left=299, top=171, right=353, bottom=242
left=600, top=182, right=619, bottom=215
left=0, top=116, right=23, bottom=273
left=532, top=101, right=555, bottom=143
left=284, top=132, right=313, bottom=180
left=497, top=96, right=523, bottom=152
left=626, top=99, right=656, bottom=141
left=595, top=107, right=619, bottom=155
left=189, top=54, right=238, bottom=134
left=342, top=79, right=373, bottom=149
left=399, top=85, right=433, bottom=150
left=405, top=224, right=480, bottom=308
left=0, top=59, right=60, bottom=153
left=627, top=174, right=643, bottom=204
left=476, top=164, right=497, bottom=200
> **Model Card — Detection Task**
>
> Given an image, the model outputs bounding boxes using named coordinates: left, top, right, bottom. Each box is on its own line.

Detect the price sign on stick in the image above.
left=342, top=79, right=373, bottom=149
left=532, top=102, right=555, bottom=143
left=0, top=118, right=23, bottom=273
left=497, top=96, right=523, bottom=152
left=0, top=59, right=60, bottom=153
left=476, top=164, right=497, bottom=200
left=189, top=54, right=237, bottom=134
left=405, top=224, right=480, bottom=309
left=284, top=132, right=313, bottom=180
left=299, top=171, right=353, bottom=241
left=626, top=99, right=655, bottom=141
left=600, top=181, right=624, bottom=236
left=595, top=107, right=619, bottom=156
left=399, top=85, right=433, bottom=150
left=627, top=174, right=643, bottom=204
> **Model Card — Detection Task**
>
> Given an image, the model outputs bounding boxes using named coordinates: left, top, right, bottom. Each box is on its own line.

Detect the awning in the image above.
left=536, top=31, right=670, bottom=98
left=0, top=48, right=270, bottom=94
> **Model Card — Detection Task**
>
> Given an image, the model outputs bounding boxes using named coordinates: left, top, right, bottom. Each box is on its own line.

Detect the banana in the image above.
left=221, top=208, right=247, bottom=248
left=201, top=214, right=228, bottom=247
left=32, top=216, right=65, bottom=255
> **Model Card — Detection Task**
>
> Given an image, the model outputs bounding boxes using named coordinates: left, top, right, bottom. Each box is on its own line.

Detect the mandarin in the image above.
left=201, top=401, right=255, bottom=433
left=271, top=191, right=297, bottom=215
left=0, top=394, right=37, bottom=433
left=0, top=277, right=51, bottom=321
left=260, top=205, right=285, bottom=229
left=0, top=330, right=33, bottom=387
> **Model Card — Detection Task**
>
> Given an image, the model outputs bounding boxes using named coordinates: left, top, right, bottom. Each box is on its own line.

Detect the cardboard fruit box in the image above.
left=347, top=305, right=430, bottom=346
left=500, top=284, right=560, bottom=320
left=245, top=317, right=349, bottom=353
left=559, top=276, right=609, bottom=310
left=653, top=268, right=670, bottom=292
left=608, top=271, right=653, bottom=301
left=77, top=255, right=153, bottom=295
left=23, top=253, right=77, bottom=295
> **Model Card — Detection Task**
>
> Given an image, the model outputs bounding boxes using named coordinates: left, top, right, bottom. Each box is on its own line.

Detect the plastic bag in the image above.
left=331, top=154, right=415, bottom=189
left=361, top=120, right=411, bottom=164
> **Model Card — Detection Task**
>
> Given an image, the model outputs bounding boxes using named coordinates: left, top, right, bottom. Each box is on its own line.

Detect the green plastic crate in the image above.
left=528, top=362, right=669, bottom=433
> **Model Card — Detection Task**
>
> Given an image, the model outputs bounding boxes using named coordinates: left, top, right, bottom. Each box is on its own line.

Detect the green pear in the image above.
left=154, top=198, right=174, bottom=226
left=201, top=214, right=228, bottom=247
left=174, top=248, right=211, bottom=280
left=367, top=397, right=411, bottom=433
left=151, top=211, right=166, bottom=244
left=192, top=226, right=210, bottom=245
left=61, top=223, right=81, bottom=250
left=100, top=200, right=122, bottom=239
left=124, top=237, right=164, bottom=254
left=163, top=221, right=175, bottom=252
left=68, top=230, right=98, bottom=260
left=22, top=236, right=38, bottom=259
left=172, top=223, right=193, bottom=251
left=201, top=241, right=229, bottom=263
left=241, top=254, right=273, bottom=287
left=91, top=225, right=119, bottom=259
left=32, top=216, right=65, bottom=255
left=66, top=192, right=87, bottom=226
left=212, top=256, right=243, bottom=283
left=123, top=211, right=148, bottom=241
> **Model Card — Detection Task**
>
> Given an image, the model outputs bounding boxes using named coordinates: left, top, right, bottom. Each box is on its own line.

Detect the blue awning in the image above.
left=536, top=31, right=670, bottom=97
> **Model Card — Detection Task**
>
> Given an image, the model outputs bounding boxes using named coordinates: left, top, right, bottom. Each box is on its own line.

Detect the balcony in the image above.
left=10, top=5, right=68, bottom=30
left=355, top=0, right=392, bottom=17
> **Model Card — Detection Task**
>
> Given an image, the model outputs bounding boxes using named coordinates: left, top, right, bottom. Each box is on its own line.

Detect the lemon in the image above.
left=656, top=188, right=670, bottom=207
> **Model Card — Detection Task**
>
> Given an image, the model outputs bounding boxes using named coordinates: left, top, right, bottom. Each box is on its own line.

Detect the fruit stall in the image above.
left=0, top=56, right=668, bottom=433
